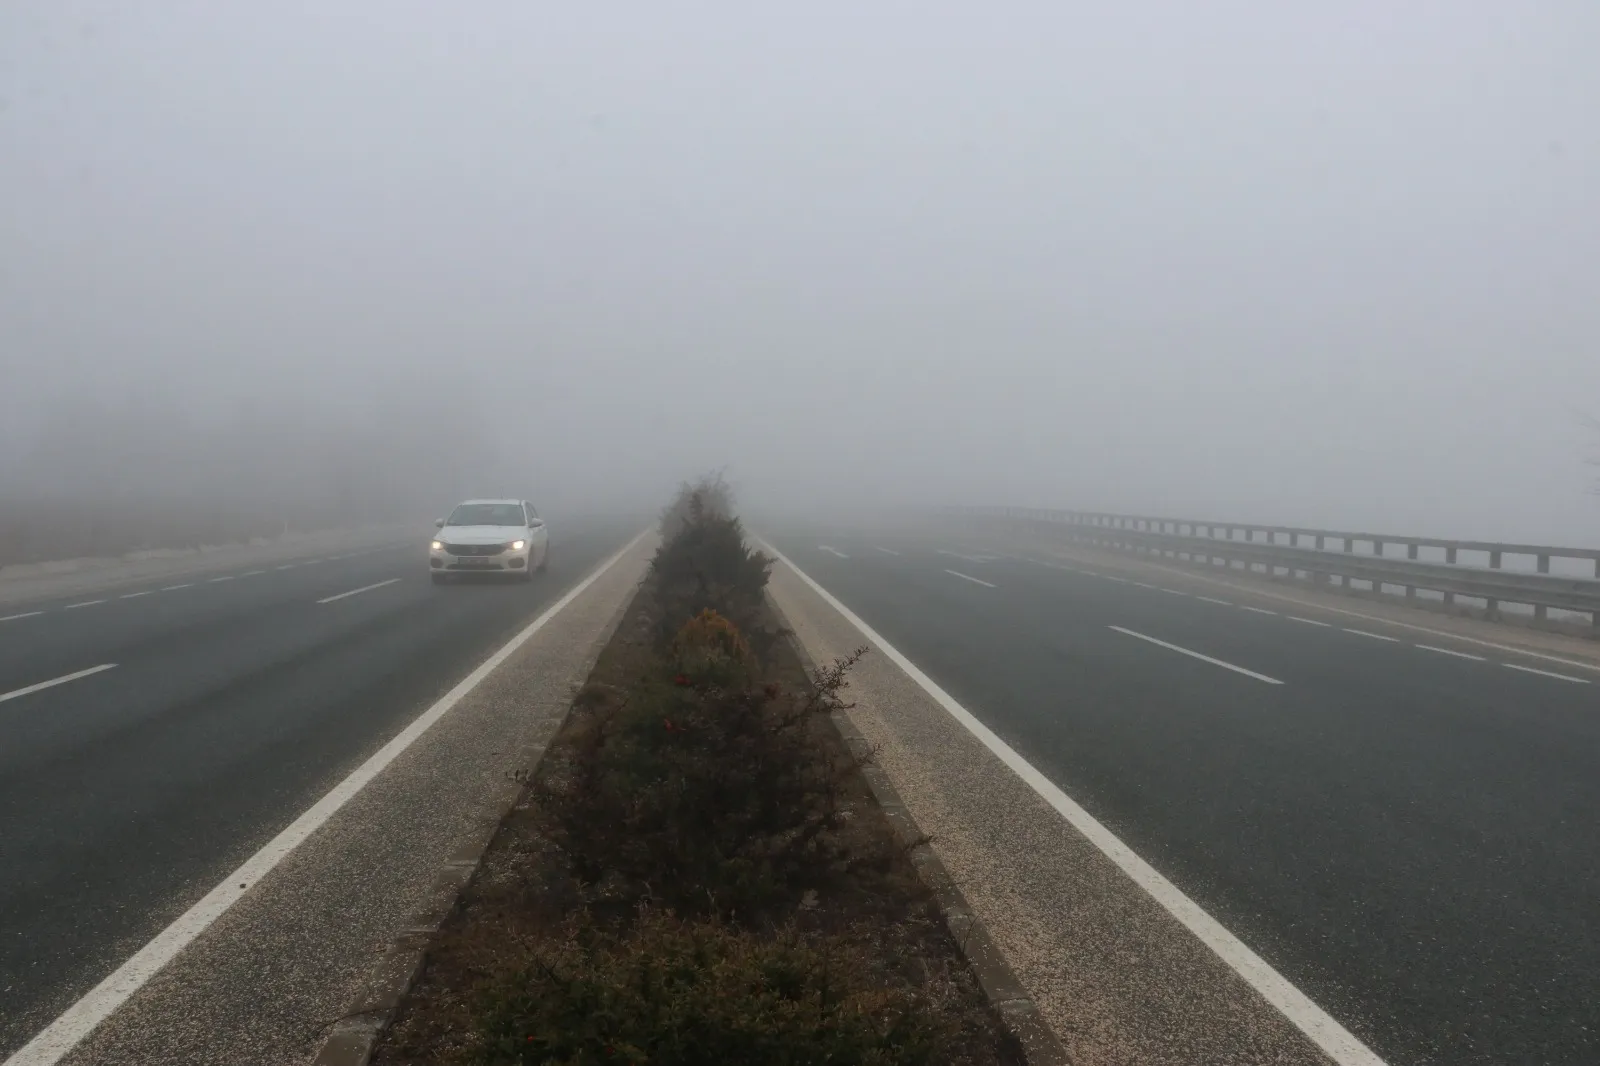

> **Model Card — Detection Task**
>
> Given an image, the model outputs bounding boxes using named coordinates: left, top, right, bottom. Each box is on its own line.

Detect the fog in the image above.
left=4, top=2, right=1598, bottom=547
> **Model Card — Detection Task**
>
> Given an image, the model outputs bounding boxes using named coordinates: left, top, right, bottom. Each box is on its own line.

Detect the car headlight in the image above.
left=431, top=540, right=444, bottom=551
left=509, top=539, right=527, bottom=551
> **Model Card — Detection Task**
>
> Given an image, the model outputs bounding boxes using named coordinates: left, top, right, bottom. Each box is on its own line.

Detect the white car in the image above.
left=429, top=499, right=549, bottom=583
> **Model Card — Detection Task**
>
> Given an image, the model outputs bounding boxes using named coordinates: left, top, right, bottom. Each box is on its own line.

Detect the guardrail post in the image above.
left=1444, top=547, right=1458, bottom=605
left=1405, top=543, right=1419, bottom=598
left=1535, top=554, right=1551, bottom=620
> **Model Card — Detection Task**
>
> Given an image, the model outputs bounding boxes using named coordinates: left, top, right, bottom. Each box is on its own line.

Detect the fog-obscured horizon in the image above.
left=4, top=3, right=1597, bottom=544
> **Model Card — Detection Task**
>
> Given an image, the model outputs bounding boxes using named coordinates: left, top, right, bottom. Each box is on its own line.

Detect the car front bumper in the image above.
left=430, top=547, right=531, bottom=572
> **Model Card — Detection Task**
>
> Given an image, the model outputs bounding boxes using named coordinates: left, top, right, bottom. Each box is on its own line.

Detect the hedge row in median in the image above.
left=372, top=476, right=1024, bottom=1065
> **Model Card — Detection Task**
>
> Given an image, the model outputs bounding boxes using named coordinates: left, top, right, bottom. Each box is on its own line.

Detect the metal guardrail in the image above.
left=952, top=507, right=1600, bottom=631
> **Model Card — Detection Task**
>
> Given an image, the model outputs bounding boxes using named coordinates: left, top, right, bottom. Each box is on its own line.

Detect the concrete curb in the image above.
left=308, top=571, right=646, bottom=1066
left=768, top=593, right=1074, bottom=1066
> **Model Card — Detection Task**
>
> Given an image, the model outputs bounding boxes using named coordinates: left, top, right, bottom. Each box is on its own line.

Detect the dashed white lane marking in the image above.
left=207, top=576, right=234, bottom=583
left=118, top=592, right=152, bottom=600
left=0, top=664, right=119, bottom=705
left=316, top=578, right=402, bottom=604
left=276, top=563, right=298, bottom=570
left=1345, top=629, right=1400, bottom=643
left=2, top=532, right=649, bottom=1066
left=0, top=611, right=44, bottom=623
left=1241, top=606, right=1277, bottom=616
left=1132, top=581, right=1158, bottom=590
left=1503, top=663, right=1589, bottom=684
left=762, top=544, right=1382, bottom=1066
left=874, top=547, right=901, bottom=556
left=241, top=570, right=265, bottom=577
left=1287, top=616, right=1332, bottom=627
left=818, top=546, right=849, bottom=559
left=1109, top=626, right=1285, bottom=685
left=1159, top=588, right=1188, bottom=596
left=160, top=584, right=193, bottom=591
left=1416, top=644, right=1487, bottom=662
left=944, top=569, right=997, bottom=588
left=1197, top=596, right=1233, bottom=606
left=63, top=600, right=104, bottom=610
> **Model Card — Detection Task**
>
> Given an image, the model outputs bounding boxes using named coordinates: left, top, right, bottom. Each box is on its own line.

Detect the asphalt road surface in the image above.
left=765, top=525, right=1600, bottom=1066
left=0, top=518, right=638, bottom=1059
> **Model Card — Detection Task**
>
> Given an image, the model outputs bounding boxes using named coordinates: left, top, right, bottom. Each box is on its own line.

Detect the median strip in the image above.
left=1108, top=626, right=1285, bottom=684
left=0, top=664, right=119, bottom=705
left=316, top=578, right=401, bottom=604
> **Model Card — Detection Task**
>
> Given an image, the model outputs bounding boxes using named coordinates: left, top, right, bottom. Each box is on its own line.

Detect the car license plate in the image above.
left=456, top=557, right=496, bottom=568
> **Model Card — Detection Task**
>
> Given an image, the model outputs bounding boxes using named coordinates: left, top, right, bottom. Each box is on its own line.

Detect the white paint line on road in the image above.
left=303, top=559, right=325, bottom=565
left=160, top=584, right=193, bottom=591
left=207, top=575, right=234, bottom=583
left=945, top=569, right=997, bottom=588
left=1345, top=629, right=1400, bottom=643
left=118, top=591, right=152, bottom=600
left=0, top=664, right=119, bottom=705
left=762, top=543, right=1383, bottom=1066
left=874, top=547, right=901, bottom=556
left=276, top=563, right=298, bottom=570
left=241, top=570, right=265, bottom=577
left=1132, top=581, right=1158, bottom=590
left=1158, top=588, right=1188, bottom=596
left=1287, top=616, right=1332, bottom=628
left=63, top=600, right=104, bottom=610
left=0, top=611, right=44, bottom=623
left=818, top=546, right=849, bottom=559
left=1109, top=626, right=1285, bottom=685
left=1197, top=596, right=1233, bottom=606
left=1097, top=552, right=1600, bottom=675
left=1416, top=644, right=1487, bottom=662
left=1, top=531, right=649, bottom=1066
left=316, top=578, right=402, bottom=604
left=1503, top=663, right=1590, bottom=684
left=1241, top=605, right=1278, bottom=616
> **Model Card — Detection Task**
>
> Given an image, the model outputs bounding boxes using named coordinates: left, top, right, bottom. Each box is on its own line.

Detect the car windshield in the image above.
left=446, top=503, right=524, bottom=526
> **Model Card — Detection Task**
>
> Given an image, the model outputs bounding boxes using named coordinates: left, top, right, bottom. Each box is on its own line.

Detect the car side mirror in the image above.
left=528, top=519, right=544, bottom=529
left=434, top=518, right=446, bottom=528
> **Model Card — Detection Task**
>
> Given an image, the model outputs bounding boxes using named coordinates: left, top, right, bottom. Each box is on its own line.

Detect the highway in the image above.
left=765, top=525, right=1600, bottom=1066
left=0, top=518, right=640, bottom=1061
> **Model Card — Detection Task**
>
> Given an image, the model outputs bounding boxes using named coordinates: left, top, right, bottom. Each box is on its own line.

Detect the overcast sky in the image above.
left=3, top=2, right=1597, bottom=540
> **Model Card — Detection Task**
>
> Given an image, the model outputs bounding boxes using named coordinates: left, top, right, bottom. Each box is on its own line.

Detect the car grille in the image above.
left=443, top=543, right=504, bottom=556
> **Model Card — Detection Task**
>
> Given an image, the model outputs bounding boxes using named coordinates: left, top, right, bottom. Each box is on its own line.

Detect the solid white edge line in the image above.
left=1415, top=644, right=1486, bottom=662
left=0, top=611, right=44, bottom=622
left=944, top=569, right=997, bottom=588
left=1072, top=551, right=1600, bottom=675
left=1109, top=626, right=1285, bottom=685
left=1344, top=629, right=1400, bottom=643
left=316, top=578, right=403, bottom=604
left=757, top=542, right=1383, bottom=1066
left=2, top=530, right=648, bottom=1066
left=1287, top=616, right=1332, bottom=627
left=0, top=664, right=119, bottom=705
left=1503, top=663, right=1589, bottom=684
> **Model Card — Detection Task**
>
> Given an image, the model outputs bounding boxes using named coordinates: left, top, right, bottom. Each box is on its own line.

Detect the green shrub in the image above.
left=468, top=908, right=949, bottom=1066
